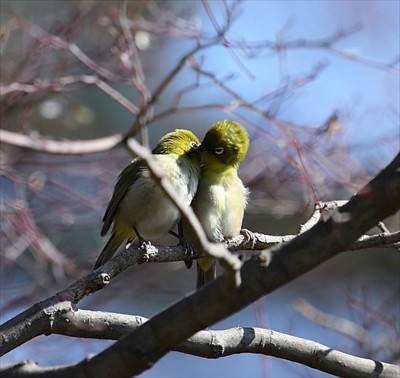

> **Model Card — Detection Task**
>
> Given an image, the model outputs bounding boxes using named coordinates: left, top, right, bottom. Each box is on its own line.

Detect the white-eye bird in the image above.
left=183, top=119, right=249, bottom=288
left=94, top=129, right=201, bottom=269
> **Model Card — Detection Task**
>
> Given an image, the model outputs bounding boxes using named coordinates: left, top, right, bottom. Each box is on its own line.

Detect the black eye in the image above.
left=214, top=147, right=224, bottom=155
left=189, top=141, right=197, bottom=149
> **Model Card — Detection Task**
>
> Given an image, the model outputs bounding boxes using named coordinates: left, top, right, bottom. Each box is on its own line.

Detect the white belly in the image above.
left=117, top=155, right=199, bottom=239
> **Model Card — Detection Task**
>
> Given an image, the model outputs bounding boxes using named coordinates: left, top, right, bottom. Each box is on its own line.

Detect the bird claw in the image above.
left=240, top=228, right=256, bottom=249
left=183, top=242, right=196, bottom=269
left=138, top=239, right=152, bottom=249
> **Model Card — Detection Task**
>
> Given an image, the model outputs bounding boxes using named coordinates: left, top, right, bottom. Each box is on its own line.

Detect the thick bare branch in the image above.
left=1, top=210, right=398, bottom=355
left=1, top=4, right=398, bottom=376
left=1, top=153, right=397, bottom=377
left=72, top=152, right=399, bottom=377
left=1, top=309, right=399, bottom=378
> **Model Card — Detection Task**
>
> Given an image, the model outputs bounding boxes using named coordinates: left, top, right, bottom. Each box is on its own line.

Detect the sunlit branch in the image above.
left=0, top=129, right=122, bottom=154
left=2, top=310, right=398, bottom=378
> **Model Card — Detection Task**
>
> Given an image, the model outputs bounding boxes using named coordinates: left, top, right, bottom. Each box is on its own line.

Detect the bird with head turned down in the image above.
left=183, top=119, right=249, bottom=288
left=94, top=129, right=201, bottom=270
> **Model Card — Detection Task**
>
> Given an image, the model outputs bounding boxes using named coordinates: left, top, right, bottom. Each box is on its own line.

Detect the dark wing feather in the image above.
left=100, top=158, right=144, bottom=236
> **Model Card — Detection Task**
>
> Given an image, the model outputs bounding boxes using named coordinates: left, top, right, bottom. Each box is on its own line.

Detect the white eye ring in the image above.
left=214, top=147, right=224, bottom=155
left=189, top=141, right=197, bottom=148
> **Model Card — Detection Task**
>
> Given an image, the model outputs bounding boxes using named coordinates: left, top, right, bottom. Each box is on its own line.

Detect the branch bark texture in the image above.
left=82, top=153, right=400, bottom=377
left=0, top=153, right=399, bottom=378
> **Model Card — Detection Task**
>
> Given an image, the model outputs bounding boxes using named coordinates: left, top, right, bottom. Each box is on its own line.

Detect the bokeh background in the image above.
left=1, top=1, right=399, bottom=377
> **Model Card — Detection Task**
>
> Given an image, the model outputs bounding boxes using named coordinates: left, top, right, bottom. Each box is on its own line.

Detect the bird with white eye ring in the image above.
left=183, top=119, right=249, bottom=288
left=94, top=129, right=201, bottom=270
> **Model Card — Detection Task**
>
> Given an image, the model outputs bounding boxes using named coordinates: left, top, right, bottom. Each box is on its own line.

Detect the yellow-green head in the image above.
left=153, top=129, right=200, bottom=155
left=94, top=128, right=201, bottom=270
left=196, top=119, right=249, bottom=168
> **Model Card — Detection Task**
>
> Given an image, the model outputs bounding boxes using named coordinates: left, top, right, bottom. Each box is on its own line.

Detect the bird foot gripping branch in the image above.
left=93, top=129, right=201, bottom=270
left=136, top=241, right=157, bottom=264
left=239, top=228, right=257, bottom=249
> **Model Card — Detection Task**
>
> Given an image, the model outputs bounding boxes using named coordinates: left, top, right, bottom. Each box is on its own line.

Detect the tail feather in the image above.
left=196, top=259, right=216, bottom=289
left=94, top=232, right=123, bottom=269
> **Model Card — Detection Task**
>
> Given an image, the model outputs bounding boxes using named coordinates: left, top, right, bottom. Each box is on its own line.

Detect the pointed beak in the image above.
left=189, top=144, right=205, bottom=154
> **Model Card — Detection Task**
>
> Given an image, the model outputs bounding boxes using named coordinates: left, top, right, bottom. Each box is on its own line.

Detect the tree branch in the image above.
left=2, top=309, right=399, bottom=378
left=70, top=152, right=400, bottom=377
left=1, top=205, right=398, bottom=356
left=1, top=153, right=398, bottom=377
left=2, top=4, right=398, bottom=377
left=0, top=129, right=122, bottom=154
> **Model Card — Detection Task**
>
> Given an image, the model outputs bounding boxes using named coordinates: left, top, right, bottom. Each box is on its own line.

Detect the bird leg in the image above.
left=172, top=221, right=194, bottom=269
left=168, top=230, right=180, bottom=239
left=183, top=242, right=196, bottom=269
left=133, top=227, right=147, bottom=246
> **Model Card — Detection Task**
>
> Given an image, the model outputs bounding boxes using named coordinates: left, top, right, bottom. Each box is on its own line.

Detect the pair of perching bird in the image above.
left=93, top=119, right=249, bottom=288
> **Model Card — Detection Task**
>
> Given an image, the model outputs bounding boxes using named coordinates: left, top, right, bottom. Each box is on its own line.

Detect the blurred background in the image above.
left=1, top=1, right=399, bottom=377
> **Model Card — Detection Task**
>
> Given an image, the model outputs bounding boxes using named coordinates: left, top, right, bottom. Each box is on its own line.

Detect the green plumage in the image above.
left=94, top=129, right=201, bottom=270
left=183, top=120, right=250, bottom=288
